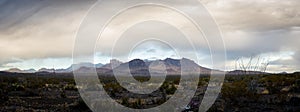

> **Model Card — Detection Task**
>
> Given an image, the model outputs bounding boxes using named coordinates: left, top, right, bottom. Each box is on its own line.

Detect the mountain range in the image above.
left=2, top=58, right=268, bottom=75
left=95, top=58, right=217, bottom=75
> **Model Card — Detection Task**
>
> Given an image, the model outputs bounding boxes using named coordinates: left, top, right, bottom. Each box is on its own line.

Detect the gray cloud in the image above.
left=146, top=49, right=156, bottom=53
left=199, top=0, right=300, bottom=71
left=0, top=0, right=299, bottom=72
left=201, top=0, right=300, bottom=32
left=0, top=0, right=96, bottom=66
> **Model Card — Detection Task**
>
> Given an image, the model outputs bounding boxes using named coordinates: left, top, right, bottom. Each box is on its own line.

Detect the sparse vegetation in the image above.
left=0, top=72, right=300, bottom=111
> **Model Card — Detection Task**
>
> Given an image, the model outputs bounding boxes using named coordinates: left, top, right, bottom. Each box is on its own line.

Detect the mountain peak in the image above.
left=101, top=59, right=123, bottom=69
left=5, top=68, right=22, bottom=73
left=5, top=68, right=37, bottom=73
left=164, top=58, right=181, bottom=66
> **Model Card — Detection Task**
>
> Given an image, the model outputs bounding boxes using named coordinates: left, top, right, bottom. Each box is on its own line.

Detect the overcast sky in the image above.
left=0, top=0, right=299, bottom=73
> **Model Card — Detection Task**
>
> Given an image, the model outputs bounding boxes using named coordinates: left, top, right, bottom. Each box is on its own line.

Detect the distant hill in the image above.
left=227, top=70, right=269, bottom=75
left=63, top=62, right=104, bottom=73
left=5, top=68, right=23, bottom=73
left=2, top=62, right=104, bottom=74
left=5, top=68, right=36, bottom=73
left=38, top=68, right=55, bottom=73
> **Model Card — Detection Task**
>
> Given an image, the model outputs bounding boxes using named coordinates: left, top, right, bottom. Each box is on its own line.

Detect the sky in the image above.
left=0, top=0, right=299, bottom=73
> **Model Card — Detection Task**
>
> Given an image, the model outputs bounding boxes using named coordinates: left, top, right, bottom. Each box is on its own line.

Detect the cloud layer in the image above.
left=0, top=0, right=299, bottom=72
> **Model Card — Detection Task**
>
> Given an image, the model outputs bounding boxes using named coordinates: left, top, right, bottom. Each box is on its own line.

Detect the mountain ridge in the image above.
left=2, top=58, right=272, bottom=75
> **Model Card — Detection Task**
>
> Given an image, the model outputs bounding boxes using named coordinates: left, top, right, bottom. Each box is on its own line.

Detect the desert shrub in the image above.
left=165, top=83, right=177, bottom=94
left=222, top=80, right=248, bottom=99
